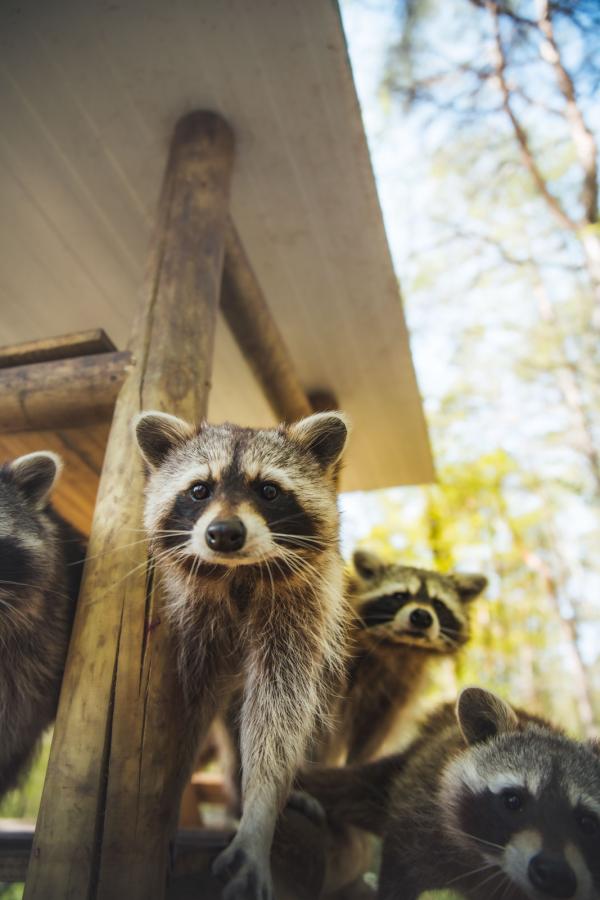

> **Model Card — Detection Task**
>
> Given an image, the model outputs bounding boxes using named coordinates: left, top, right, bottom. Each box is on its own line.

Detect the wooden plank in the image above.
left=0, top=329, right=117, bottom=369
left=24, top=111, right=234, bottom=900
left=221, top=222, right=312, bottom=423
left=0, top=352, right=131, bottom=433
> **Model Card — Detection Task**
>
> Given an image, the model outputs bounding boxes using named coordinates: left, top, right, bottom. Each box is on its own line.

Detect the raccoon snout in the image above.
left=528, top=852, right=576, bottom=898
left=409, top=608, right=433, bottom=631
left=205, top=517, right=247, bottom=553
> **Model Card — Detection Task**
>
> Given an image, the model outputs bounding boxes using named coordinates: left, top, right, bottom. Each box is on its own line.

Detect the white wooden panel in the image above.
left=0, top=0, right=433, bottom=490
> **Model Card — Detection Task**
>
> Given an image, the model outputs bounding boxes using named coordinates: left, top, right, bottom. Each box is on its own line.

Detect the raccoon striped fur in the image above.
left=315, top=549, right=486, bottom=765
left=300, top=687, right=600, bottom=900
left=0, top=452, right=84, bottom=797
left=134, top=410, right=350, bottom=900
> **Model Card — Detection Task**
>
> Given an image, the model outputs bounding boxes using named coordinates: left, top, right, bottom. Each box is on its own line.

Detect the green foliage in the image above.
left=0, top=733, right=51, bottom=820
left=0, top=885, right=23, bottom=899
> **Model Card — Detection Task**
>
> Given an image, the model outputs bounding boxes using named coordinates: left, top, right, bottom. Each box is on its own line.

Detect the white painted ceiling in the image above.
left=0, top=0, right=434, bottom=491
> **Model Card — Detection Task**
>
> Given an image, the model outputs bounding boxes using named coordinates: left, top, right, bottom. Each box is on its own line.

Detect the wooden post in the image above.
left=24, top=111, right=234, bottom=900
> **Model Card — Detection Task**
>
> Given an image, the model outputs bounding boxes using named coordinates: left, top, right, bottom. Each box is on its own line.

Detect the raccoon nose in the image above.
left=528, top=853, right=576, bottom=898
left=205, top=518, right=247, bottom=553
left=409, top=608, right=433, bottom=630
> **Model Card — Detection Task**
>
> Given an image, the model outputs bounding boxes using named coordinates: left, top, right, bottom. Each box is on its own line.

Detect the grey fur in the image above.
left=134, top=411, right=351, bottom=900
left=0, top=452, right=84, bottom=798
left=301, top=688, right=600, bottom=900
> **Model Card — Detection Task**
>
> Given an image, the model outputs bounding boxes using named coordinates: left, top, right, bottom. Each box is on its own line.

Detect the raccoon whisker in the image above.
left=0, top=594, right=37, bottom=626
left=261, top=512, right=321, bottom=529
left=490, top=872, right=511, bottom=900
left=275, top=548, right=323, bottom=586
left=262, top=558, right=277, bottom=604
left=498, top=874, right=514, bottom=900
left=0, top=579, right=71, bottom=601
left=471, top=866, right=506, bottom=896
left=270, top=533, right=334, bottom=550
left=66, top=537, right=154, bottom=567
left=444, top=860, right=499, bottom=886
left=271, top=533, right=334, bottom=544
left=68, top=532, right=193, bottom=570
left=105, top=544, right=186, bottom=593
left=446, top=825, right=504, bottom=852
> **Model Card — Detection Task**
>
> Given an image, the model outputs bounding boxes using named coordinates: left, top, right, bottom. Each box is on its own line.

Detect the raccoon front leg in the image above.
left=377, top=857, right=421, bottom=900
left=213, top=628, right=324, bottom=900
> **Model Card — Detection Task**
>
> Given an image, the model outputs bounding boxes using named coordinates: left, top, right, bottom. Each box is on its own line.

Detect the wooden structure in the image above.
left=0, top=2, right=434, bottom=898
left=0, top=0, right=433, bottom=495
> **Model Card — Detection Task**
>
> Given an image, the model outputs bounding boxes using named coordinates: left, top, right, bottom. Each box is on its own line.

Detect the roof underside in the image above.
left=0, top=0, right=434, bottom=493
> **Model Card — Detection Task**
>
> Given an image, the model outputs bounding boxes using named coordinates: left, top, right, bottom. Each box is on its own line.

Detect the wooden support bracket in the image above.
left=221, top=222, right=312, bottom=422
left=24, top=111, right=235, bottom=900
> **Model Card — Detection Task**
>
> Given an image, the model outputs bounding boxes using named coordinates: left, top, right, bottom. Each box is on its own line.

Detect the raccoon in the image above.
left=134, top=410, right=350, bottom=900
left=0, top=452, right=84, bottom=797
left=300, top=687, right=600, bottom=900
left=318, top=549, right=485, bottom=764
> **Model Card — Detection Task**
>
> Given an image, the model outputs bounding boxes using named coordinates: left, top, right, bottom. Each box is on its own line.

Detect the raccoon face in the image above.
left=0, top=452, right=62, bottom=603
left=442, top=688, right=600, bottom=900
left=351, top=549, right=486, bottom=653
left=134, top=411, right=348, bottom=576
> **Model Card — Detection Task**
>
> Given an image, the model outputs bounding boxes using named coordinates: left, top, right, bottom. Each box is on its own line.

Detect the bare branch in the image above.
left=536, top=0, right=598, bottom=224
left=482, top=0, right=576, bottom=233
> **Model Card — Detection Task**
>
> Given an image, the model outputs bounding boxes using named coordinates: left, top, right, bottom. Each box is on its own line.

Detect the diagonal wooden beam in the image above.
left=221, top=221, right=312, bottom=422
left=24, top=111, right=234, bottom=900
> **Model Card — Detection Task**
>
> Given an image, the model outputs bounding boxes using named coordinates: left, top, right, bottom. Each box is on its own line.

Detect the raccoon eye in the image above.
left=433, top=600, right=446, bottom=614
left=260, top=482, right=279, bottom=501
left=502, top=790, right=524, bottom=812
left=189, top=483, right=210, bottom=502
left=576, top=811, right=599, bottom=836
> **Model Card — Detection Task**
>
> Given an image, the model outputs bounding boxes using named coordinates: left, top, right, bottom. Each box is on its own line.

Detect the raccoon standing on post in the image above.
left=134, top=410, right=350, bottom=900
left=301, top=687, right=600, bottom=900
left=317, top=549, right=485, bottom=765
left=0, top=452, right=84, bottom=797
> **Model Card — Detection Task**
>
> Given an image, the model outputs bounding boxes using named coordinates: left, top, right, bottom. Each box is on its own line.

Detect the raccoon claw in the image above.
left=212, top=839, right=273, bottom=900
left=285, top=789, right=326, bottom=827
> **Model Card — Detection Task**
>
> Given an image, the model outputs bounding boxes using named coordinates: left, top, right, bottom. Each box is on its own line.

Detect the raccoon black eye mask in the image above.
left=0, top=452, right=85, bottom=798
left=310, top=550, right=486, bottom=767
left=134, top=409, right=350, bottom=900
left=300, top=687, right=600, bottom=900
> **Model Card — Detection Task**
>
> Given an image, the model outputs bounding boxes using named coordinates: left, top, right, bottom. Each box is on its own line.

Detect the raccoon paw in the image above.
left=212, top=838, right=273, bottom=900
left=285, top=789, right=326, bottom=827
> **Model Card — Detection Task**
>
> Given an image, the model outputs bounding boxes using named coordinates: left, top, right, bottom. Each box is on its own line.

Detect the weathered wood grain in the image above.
left=0, top=352, right=131, bottom=433
left=24, top=111, right=234, bottom=900
left=221, top=222, right=312, bottom=423
left=0, top=329, right=116, bottom=369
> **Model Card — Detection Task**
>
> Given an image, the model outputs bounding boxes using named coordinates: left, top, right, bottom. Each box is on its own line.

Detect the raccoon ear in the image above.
left=457, top=687, right=518, bottom=746
left=353, top=549, right=383, bottom=581
left=288, top=412, right=349, bottom=469
left=10, top=451, right=62, bottom=508
left=134, top=411, right=195, bottom=469
left=453, top=573, right=487, bottom=603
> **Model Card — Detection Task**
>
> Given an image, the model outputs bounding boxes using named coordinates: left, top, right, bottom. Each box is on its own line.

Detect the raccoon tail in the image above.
left=296, top=753, right=405, bottom=837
